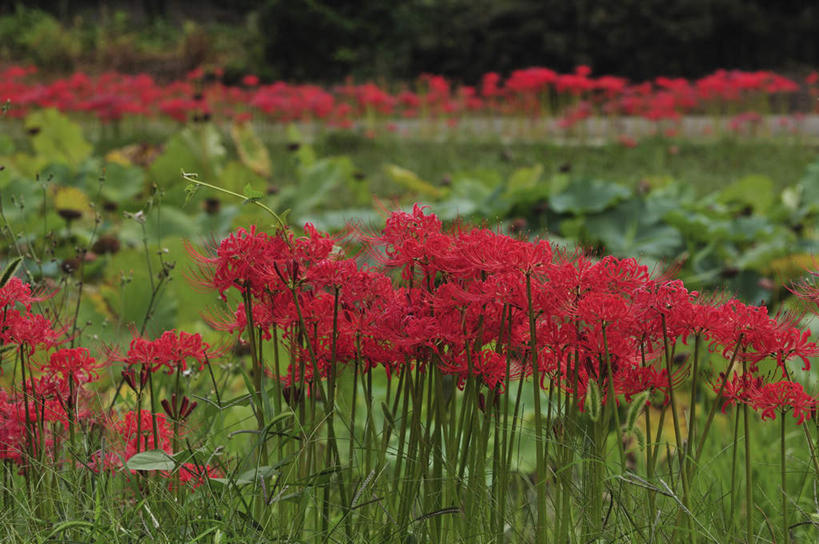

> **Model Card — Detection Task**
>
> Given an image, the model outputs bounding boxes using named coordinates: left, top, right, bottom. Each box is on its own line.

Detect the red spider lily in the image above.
left=106, top=410, right=173, bottom=469
left=0, top=277, right=40, bottom=310
left=122, top=330, right=217, bottom=374
left=41, top=347, right=100, bottom=387
left=438, top=348, right=515, bottom=392
left=714, top=372, right=763, bottom=413
left=1, top=311, right=60, bottom=355
left=0, top=63, right=810, bottom=130
left=196, top=208, right=819, bottom=418
left=746, top=380, right=817, bottom=424
left=0, top=391, right=27, bottom=464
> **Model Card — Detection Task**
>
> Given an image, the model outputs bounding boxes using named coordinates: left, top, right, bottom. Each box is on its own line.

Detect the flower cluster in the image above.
left=1, top=64, right=816, bottom=136
left=202, top=206, right=819, bottom=422
left=0, top=205, right=816, bottom=501
left=0, top=277, right=219, bottom=490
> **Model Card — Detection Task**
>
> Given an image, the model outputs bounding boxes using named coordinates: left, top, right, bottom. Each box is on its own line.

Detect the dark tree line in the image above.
left=4, top=0, right=819, bottom=82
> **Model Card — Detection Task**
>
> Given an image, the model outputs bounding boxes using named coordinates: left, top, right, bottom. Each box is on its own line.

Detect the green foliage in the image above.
left=1, top=110, right=819, bottom=544
left=124, top=450, right=177, bottom=472
left=1, top=108, right=818, bottom=342
left=25, top=109, right=92, bottom=168
left=550, top=178, right=632, bottom=214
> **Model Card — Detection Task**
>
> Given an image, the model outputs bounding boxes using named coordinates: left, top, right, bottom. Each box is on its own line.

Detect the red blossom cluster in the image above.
left=198, top=205, right=819, bottom=421
left=0, top=273, right=219, bottom=485
left=0, top=207, right=816, bottom=491
left=1, top=64, right=816, bottom=131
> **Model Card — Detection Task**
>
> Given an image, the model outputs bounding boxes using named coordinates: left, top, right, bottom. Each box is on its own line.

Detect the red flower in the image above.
left=747, top=380, right=816, bottom=424
left=100, top=410, right=173, bottom=471
left=124, top=330, right=214, bottom=374
left=42, top=347, right=100, bottom=386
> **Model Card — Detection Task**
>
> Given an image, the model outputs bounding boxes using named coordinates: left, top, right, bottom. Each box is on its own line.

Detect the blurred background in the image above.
left=2, top=0, right=818, bottom=83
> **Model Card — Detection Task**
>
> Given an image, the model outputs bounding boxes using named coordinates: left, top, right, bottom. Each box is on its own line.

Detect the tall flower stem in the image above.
left=661, top=315, right=689, bottom=507
left=694, top=337, right=743, bottom=468
left=602, top=324, right=626, bottom=470
left=684, top=334, right=701, bottom=480
left=729, top=405, right=740, bottom=535
left=526, top=272, right=548, bottom=544
left=780, top=414, right=788, bottom=544
left=743, top=362, right=753, bottom=544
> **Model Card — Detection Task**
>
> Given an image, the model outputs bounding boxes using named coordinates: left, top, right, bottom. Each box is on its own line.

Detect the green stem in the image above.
left=781, top=414, right=788, bottom=544
left=743, top=364, right=753, bottom=544
left=602, top=324, right=626, bottom=470
left=525, top=272, right=547, bottom=544
left=729, top=405, right=740, bottom=535
left=694, top=337, right=743, bottom=468
left=182, top=173, right=287, bottom=229
left=661, top=315, right=689, bottom=508
left=684, top=334, right=701, bottom=481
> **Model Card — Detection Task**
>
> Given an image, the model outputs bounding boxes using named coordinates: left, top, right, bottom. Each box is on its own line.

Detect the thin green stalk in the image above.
left=18, top=349, right=33, bottom=502
left=648, top=399, right=667, bottom=481
left=134, top=389, right=143, bottom=454
left=271, top=325, right=282, bottom=416
left=363, top=340, right=374, bottom=472
left=322, top=288, right=347, bottom=539
left=147, top=372, right=159, bottom=460
left=491, top=388, right=503, bottom=543
left=694, top=337, right=744, bottom=468
left=182, top=172, right=287, bottom=229
left=660, top=315, right=689, bottom=509
left=780, top=414, right=788, bottom=544
left=602, top=324, right=626, bottom=470
left=349, top=355, right=360, bottom=473
left=389, top=358, right=411, bottom=502
left=525, top=272, right=548, bottom=544
left=639, top=341, right=657, bottom=519
left=743, top=362, right=753, bottom=544
left=684, top=334, right=701, bottom=480
left=173, top=365, right=182, bottom=504
left=242, top=289, right=266, bottom=438
left=495, top=304, right=512, bottom=544
left=729, top=405, right=740, bottom=535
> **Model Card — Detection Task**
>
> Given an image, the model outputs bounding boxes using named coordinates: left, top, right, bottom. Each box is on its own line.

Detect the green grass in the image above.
left=309, top=135, right=819, bottom=197
left=81, top=120, right=819, bottom=198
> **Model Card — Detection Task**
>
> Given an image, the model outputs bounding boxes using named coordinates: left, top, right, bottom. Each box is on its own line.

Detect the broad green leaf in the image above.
left=0, top=133, right=15, bottom=154
left=797, top=158, right=819, bottom=213
left=287, top=125, right=316, bottom=166
left=584, top=199, right=682, bottom=258
left=53, top=186, right=90, bottom=215
left=25, top=109, right=91, bottom=168
left=384, top=164, right=445, bottom=198
left=149, top=125, right=226, bottom=206
left=280, top=157, right=357, bottom=219
left=125, top=450, right=176, bottom=471
left=231, top=122, right=272, bottom=179
left=101, top=162, right=145, bottom=203
left=718, top=175, right=774, bottom=214
left=220, top=160, right=266, bottom=195
left=102, top=246, right=179, bottom=339
left=550, top=178, right=631, bottom=214
left=506, top=164, right=543, bottom=192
